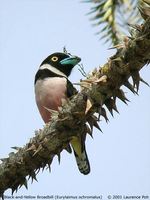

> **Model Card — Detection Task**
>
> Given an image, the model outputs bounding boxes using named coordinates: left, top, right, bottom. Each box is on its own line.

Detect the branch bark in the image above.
left=0, top=12, right=150, bottom=198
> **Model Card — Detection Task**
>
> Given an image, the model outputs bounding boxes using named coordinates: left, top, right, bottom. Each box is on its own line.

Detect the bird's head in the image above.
left=40, top=52, right=81, bottom=77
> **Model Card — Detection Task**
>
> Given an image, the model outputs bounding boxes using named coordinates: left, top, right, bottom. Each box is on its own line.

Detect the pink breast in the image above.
left=35, top=77, right=67, bottom=123
left=37, top=93, right=66, bottom=123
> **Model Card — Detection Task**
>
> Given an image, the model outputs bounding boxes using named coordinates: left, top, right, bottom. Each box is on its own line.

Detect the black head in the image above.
left=40, top=52, right=81, bottom=77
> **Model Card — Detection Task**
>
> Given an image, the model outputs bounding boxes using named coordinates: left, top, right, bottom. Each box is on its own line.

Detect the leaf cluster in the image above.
left=84, top=0, right=142, bottom=45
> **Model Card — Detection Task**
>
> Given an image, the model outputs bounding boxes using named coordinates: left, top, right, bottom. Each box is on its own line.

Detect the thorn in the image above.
left=131, top=71, right=140, bottom=92
left=87, top=117, right=94, bottom=133
left=146, top=60, right=150, bottom=65
left=115, top=89, right=129, bottom=104
left=85, top=98, right=93, bottom=114
left=26, top=144, right=36, bottom=152
left=100, top=107, right=109, bottom=122
left=47, top=162, right=51, bottom=172
left=96, top=106, right=102, bottom=121
left=11, top=146, right=22, bottom=151
left=73, top=111, right=85, bottom=117
left=57, top=116, right=69, bottom=122
left=87, top=115, right=102, bottom=132
left=0, top=194, right=4, bottom=200
left=104, top=98, right=116, bottom=116
left=128, top=23, right=142, bottom=32
left=43, top=106, right=58, bottom=115
left=106, top=98, right=119, bottom=115
left=9, top=152, right=15, bottom=157
left=42, top=163, right=46, bottom=172
left=23, top=179, right=28, bottom=190
left=94, top=75, right=107, bottom=84
left=112, top=100, right=119, bottom=113
left=79, top=81, right=91, bottom=89
left=11, top=185, right=18, bottom=195
left=93, top=120, right=102, bottom=132
left=30, top=171, right=38, bottom=183
left=89, top=134, right=94, bottom=139
left=57, top=153, right=61, bottom=164
left=0, top=158, right=8, bottom=162
left=64, top=144, right=72, bottom=154
left=32, top=145, right=42, bottom=156
left=19, top=179, right=28, bottom=190
left=11, top=188, right=15, bottom=196
left=108, top=43, right=124, bottom=50
left=140, top=78, right=150, bottom=87
left=35, top=168, right=40, bottom=175
left=85, top=124, right=93, bottom=138
left=124, top=81, right=138, bottom=94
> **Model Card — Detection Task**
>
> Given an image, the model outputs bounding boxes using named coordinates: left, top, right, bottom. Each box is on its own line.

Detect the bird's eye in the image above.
left=51, top=56, right=58, bottom=62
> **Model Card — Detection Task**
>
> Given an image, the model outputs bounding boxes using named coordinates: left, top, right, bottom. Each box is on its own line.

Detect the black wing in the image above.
left=66, top=79, right=78, bottom=98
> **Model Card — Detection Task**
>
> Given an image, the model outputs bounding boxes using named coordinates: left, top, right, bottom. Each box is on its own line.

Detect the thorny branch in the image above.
left=0, top=3, right=150, bottom=198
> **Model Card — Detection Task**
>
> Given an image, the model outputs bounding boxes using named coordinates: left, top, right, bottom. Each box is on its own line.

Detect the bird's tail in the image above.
left=71, top=136, right=90, bottom=175
left=73, top=148, right=90, bottom=175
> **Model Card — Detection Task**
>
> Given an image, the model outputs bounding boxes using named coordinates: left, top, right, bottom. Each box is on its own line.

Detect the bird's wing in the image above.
left=66, top=79, right=78, bottom=98
left=66, top=79, right=90, bottom=175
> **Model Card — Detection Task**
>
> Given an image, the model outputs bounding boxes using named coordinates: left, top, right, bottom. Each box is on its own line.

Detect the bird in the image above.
left=34, top=52, right=90, bottom=175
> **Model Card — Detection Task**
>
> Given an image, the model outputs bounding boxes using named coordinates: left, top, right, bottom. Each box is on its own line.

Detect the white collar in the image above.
left=39, top=64, right=67, bottom=78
